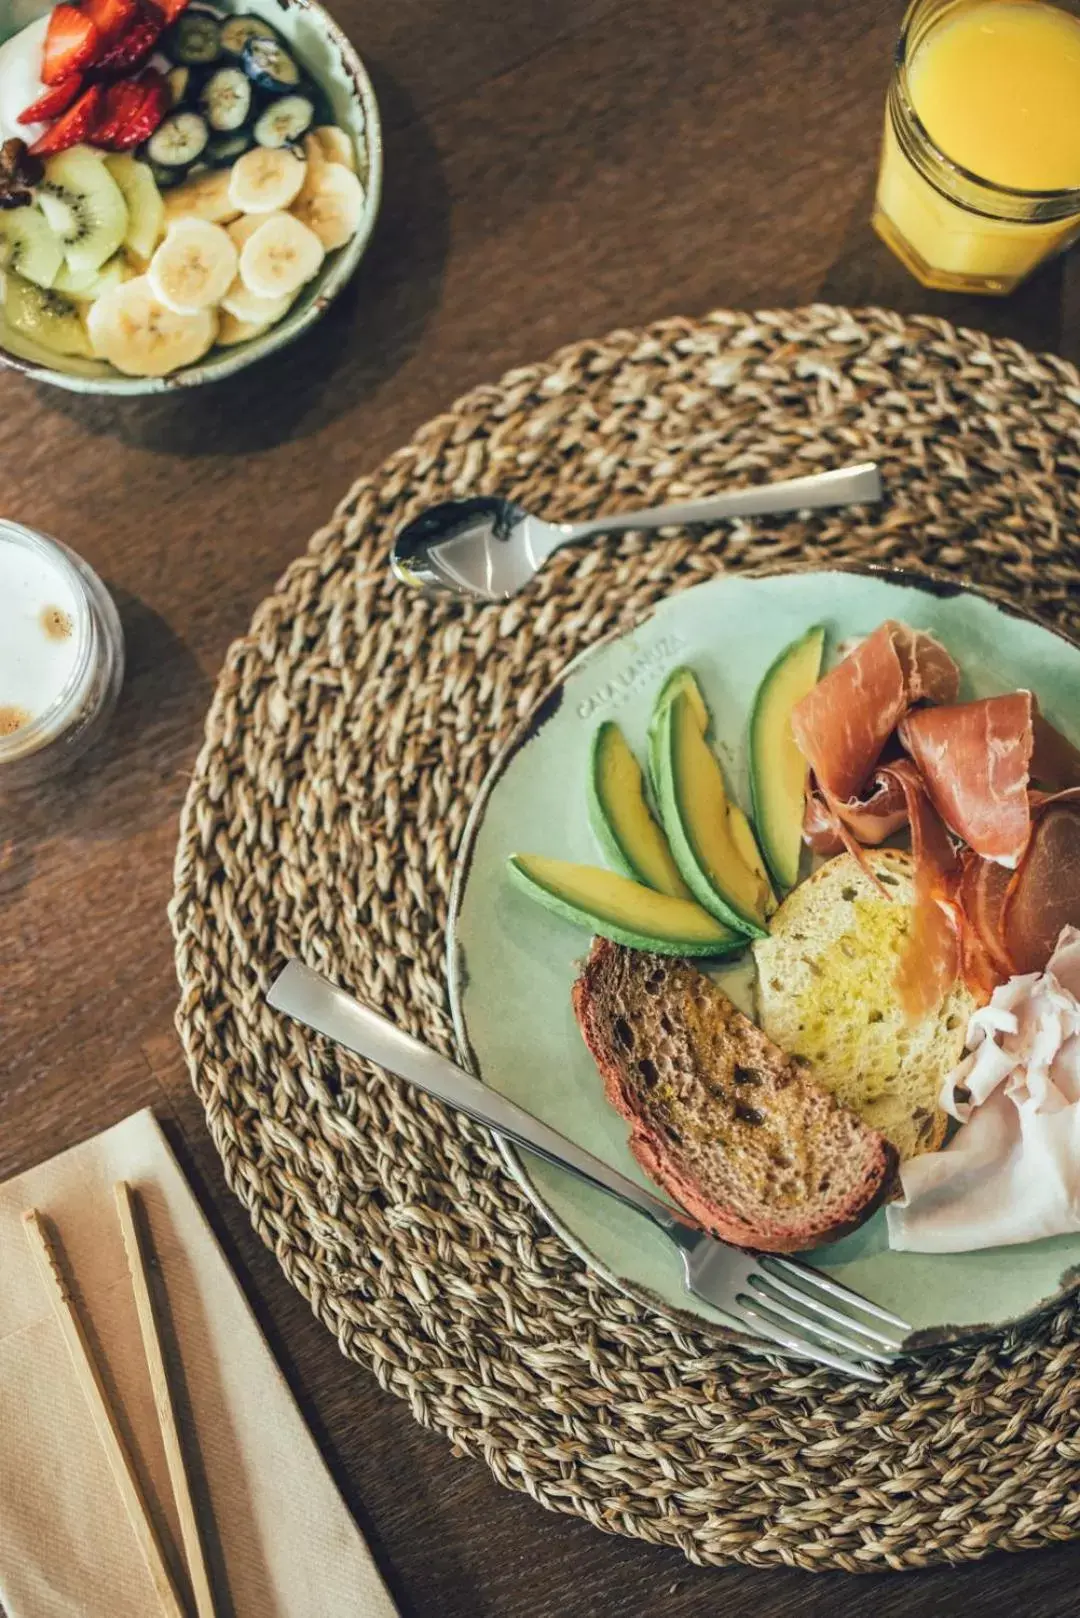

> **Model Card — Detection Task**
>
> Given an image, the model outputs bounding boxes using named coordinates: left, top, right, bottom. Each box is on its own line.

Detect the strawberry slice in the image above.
left=84, top=0, right=138, bottom=42
left=41, top=5, right=101, bottom=86
left=18, top=72, right=83, bottom=124
left=156, top=0, right=189, bottom=24
left=95, top=67, right=168, bottom=149
left=92, top=1, right=164, bottom=74
left=29, top=82, right=104, bottom=154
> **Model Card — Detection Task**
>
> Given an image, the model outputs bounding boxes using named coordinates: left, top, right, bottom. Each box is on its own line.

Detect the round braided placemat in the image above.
left=172, top=305, right=1080, bottom=1573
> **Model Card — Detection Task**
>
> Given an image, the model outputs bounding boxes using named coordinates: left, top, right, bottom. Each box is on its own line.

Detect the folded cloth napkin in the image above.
left=888, top=927, right=1080, bottom=1253
left=0, top=1108, right=400, bottom=1618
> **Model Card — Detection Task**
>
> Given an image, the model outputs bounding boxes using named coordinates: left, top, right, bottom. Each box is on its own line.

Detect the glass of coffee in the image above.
left=0, top=520, right=124, bottom=789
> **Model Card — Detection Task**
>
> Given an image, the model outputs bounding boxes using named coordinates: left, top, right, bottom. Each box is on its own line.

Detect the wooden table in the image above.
left=3, top=1, right=1079, bottom=1613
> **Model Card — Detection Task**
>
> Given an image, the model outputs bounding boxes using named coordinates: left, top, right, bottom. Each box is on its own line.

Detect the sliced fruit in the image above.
left=19, top=74, right=84, bottom=125
left=254, top=92, right=313, bottom=148
left=163, top=9, right=221, bottom=63
left=83, top=0, right=138, bottom=43
left=228, top=143, right=305, bottom=212
left=53, top=250, right=130, bottom=297
left=4, top=271, right=91, bottom=356
left=216, top=305, right=270, bottom=345
left=86, top=272, right=215, bottom=373
left=749, top=625, right=826, bottom=892
left=157, top=0, right=192, bottom=24
left=655, top=691, right=773, bottom=936
left=146, top=108, right=209, bottom=167
left=29, top=83, right=104, bottom=156
left=163, top=164, right=238, bottom=224
left=588, top=722, right=691, bottom=898
left=199, top=64, right=251, bottom=130
left=0, top=204, right=64, bottom=288
left=95, top=69, right=169, bottom=151
left=241, top=34, right=300, bottom=93
left=92, top=6, right=164, bottom=74
left=646, top=664, right=710, bottom=799
left=205, top=127, right=251, bottom=166
left=148, top=216, right=236, bottom=312
left=312, top=124, right=355, bottom=171
left=507, top=854, right=742, bottom=957
left=166, top=63, right=190, bottom=104
left=219, top=13, right=278, bottom=57
left=42, top=5, right=101, bottom=87
left=105, top=151, right=164, bottom=261
left=727, top=803, right=776, bottom=911
left=291, top=159, right=362, bottom=250
left=226, top=208, right=268, bottom=248
left=238, top=210, right=322, bottom=297
left=38, top=144, right=127, bottom=273
left=220, top=273, right=290, bottom=324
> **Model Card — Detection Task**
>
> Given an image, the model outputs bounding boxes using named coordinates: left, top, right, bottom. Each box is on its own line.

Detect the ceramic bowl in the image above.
left=0, top=0, right=381, bottom=393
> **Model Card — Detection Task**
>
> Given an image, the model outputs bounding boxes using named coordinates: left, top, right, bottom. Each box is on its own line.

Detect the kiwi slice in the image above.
left=53, top=253, right=130, bottom=300
left=37, top=147, right=128, bottom=278
left=0, top=204, right=64, bottom=289
left=4, top=272, right=92, bottom=358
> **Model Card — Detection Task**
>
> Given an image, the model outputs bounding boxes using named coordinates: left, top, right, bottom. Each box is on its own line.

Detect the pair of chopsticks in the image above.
left=23, top=1185, right=217, bottom=1618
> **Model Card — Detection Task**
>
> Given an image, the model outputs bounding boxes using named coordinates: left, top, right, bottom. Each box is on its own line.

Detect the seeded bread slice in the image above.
left=571, top=939, right=897, bottom=1253
left=753, top=850, right=977, bottom=1160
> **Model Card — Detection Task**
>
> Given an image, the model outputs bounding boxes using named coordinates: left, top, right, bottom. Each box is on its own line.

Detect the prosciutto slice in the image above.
left=792, top=620, right=960, bottom=805
left=898, top=691, right=1080, bottom=868
left=882, top=760, right=960, bottom=1019
left=1006, top=793, right=1080, bottom=974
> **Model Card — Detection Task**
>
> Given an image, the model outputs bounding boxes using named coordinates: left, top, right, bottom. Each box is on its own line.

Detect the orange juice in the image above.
left=874, top=0, right=1080, bottom=293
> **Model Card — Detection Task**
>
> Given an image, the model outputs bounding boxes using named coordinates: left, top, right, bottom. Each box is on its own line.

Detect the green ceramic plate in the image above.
left=448, top=567, right=1080, bottom=1350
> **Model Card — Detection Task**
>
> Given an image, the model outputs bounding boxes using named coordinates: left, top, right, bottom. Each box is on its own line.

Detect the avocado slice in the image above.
left=646, top=665, right=710, bottom=799
left=507, top=853, right=742, bottom=956
left=587, top=722, right=692, bottom=898
left=749, top=626, right=825, bottom=892
left=655, top=691, right=774, bottom=936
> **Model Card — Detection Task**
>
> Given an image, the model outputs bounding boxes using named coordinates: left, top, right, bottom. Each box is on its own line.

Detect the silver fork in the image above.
left=268, top=961, right=910, bottom=1382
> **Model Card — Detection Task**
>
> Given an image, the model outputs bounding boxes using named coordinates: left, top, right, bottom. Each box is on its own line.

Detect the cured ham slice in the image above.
left=899, top=693, right=1035, bottom=867
left=880, top=759, right=960, bottom=1019
left=1006, top=793, right=1080, bottom=974
left=792, top=620, right=960, bottom=803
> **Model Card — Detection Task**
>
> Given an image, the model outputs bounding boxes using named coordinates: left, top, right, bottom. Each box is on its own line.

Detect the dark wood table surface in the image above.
left=4, top=1, right=1080, bottom=1613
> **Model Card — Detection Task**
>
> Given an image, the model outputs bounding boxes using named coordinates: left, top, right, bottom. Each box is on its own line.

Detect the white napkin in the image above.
left=888, top=928, right=1080, bottom=1253
left=0, top=1109, right=400, bottom=1618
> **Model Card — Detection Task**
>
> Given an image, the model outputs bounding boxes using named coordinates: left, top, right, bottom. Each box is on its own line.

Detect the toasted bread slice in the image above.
left=571, top=939, right=896, bottom=1253
left=753, top=849, right=977, bottom=1160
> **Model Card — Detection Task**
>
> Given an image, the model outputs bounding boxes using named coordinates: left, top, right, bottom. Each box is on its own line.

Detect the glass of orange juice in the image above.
left=874, top=0, right=1080, bottom=294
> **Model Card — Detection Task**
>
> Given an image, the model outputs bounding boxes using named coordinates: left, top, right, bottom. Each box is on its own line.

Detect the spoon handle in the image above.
left=559, top=461, right=881, bottom=545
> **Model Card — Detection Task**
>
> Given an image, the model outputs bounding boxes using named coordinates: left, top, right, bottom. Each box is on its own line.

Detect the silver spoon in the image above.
left=390, top=461, right=882, bottom=602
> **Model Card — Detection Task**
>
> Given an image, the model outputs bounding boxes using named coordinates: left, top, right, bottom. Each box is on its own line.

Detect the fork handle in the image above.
left=268, top=962, right=688, bottom=1234
left=557, top=461, right=882, bottom=545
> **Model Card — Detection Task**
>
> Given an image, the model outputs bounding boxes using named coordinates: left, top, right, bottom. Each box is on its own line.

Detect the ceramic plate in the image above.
left=448, top=567, right=1080, bottom=1349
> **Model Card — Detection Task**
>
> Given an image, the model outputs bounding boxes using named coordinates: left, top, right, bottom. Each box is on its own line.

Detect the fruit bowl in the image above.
left=0, top=0, right=380, bottom=392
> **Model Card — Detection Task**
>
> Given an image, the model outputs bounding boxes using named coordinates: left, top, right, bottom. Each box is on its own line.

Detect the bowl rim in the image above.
left=0, top=0, right=383, bottom=395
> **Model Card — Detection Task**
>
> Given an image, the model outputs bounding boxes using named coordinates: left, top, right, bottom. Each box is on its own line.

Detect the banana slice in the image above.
left=292, top=161, right=364, bottom=251
left=86, top=275, right=217, bottom=376
left=221, top=274, right=292, bottom=325
left=226, top=211, right=270, bottom=250
left=239, top=213, right=323, bottom=299
left=217, top=308, right=273, bottom=346
left=164, top=169, right=241, bottom=227
left=313, top=125, right=356, bottom=172
left=229, top=146, right=306, bottom=214
left=148, top=219, right=237, bottom=315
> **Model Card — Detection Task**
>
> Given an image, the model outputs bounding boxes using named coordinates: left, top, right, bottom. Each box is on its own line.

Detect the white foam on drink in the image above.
left=0, top=530, right=85, bottom=739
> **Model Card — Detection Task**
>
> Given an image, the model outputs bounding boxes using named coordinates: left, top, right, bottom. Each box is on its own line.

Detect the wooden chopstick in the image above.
left=22, top=1208, right=188, bottom=1618
left=114, top=1180, right=219, bottom=1618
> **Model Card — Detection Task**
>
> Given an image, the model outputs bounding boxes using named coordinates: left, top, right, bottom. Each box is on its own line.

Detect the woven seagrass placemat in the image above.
left=172, top=305, right=1080, bottom=1573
